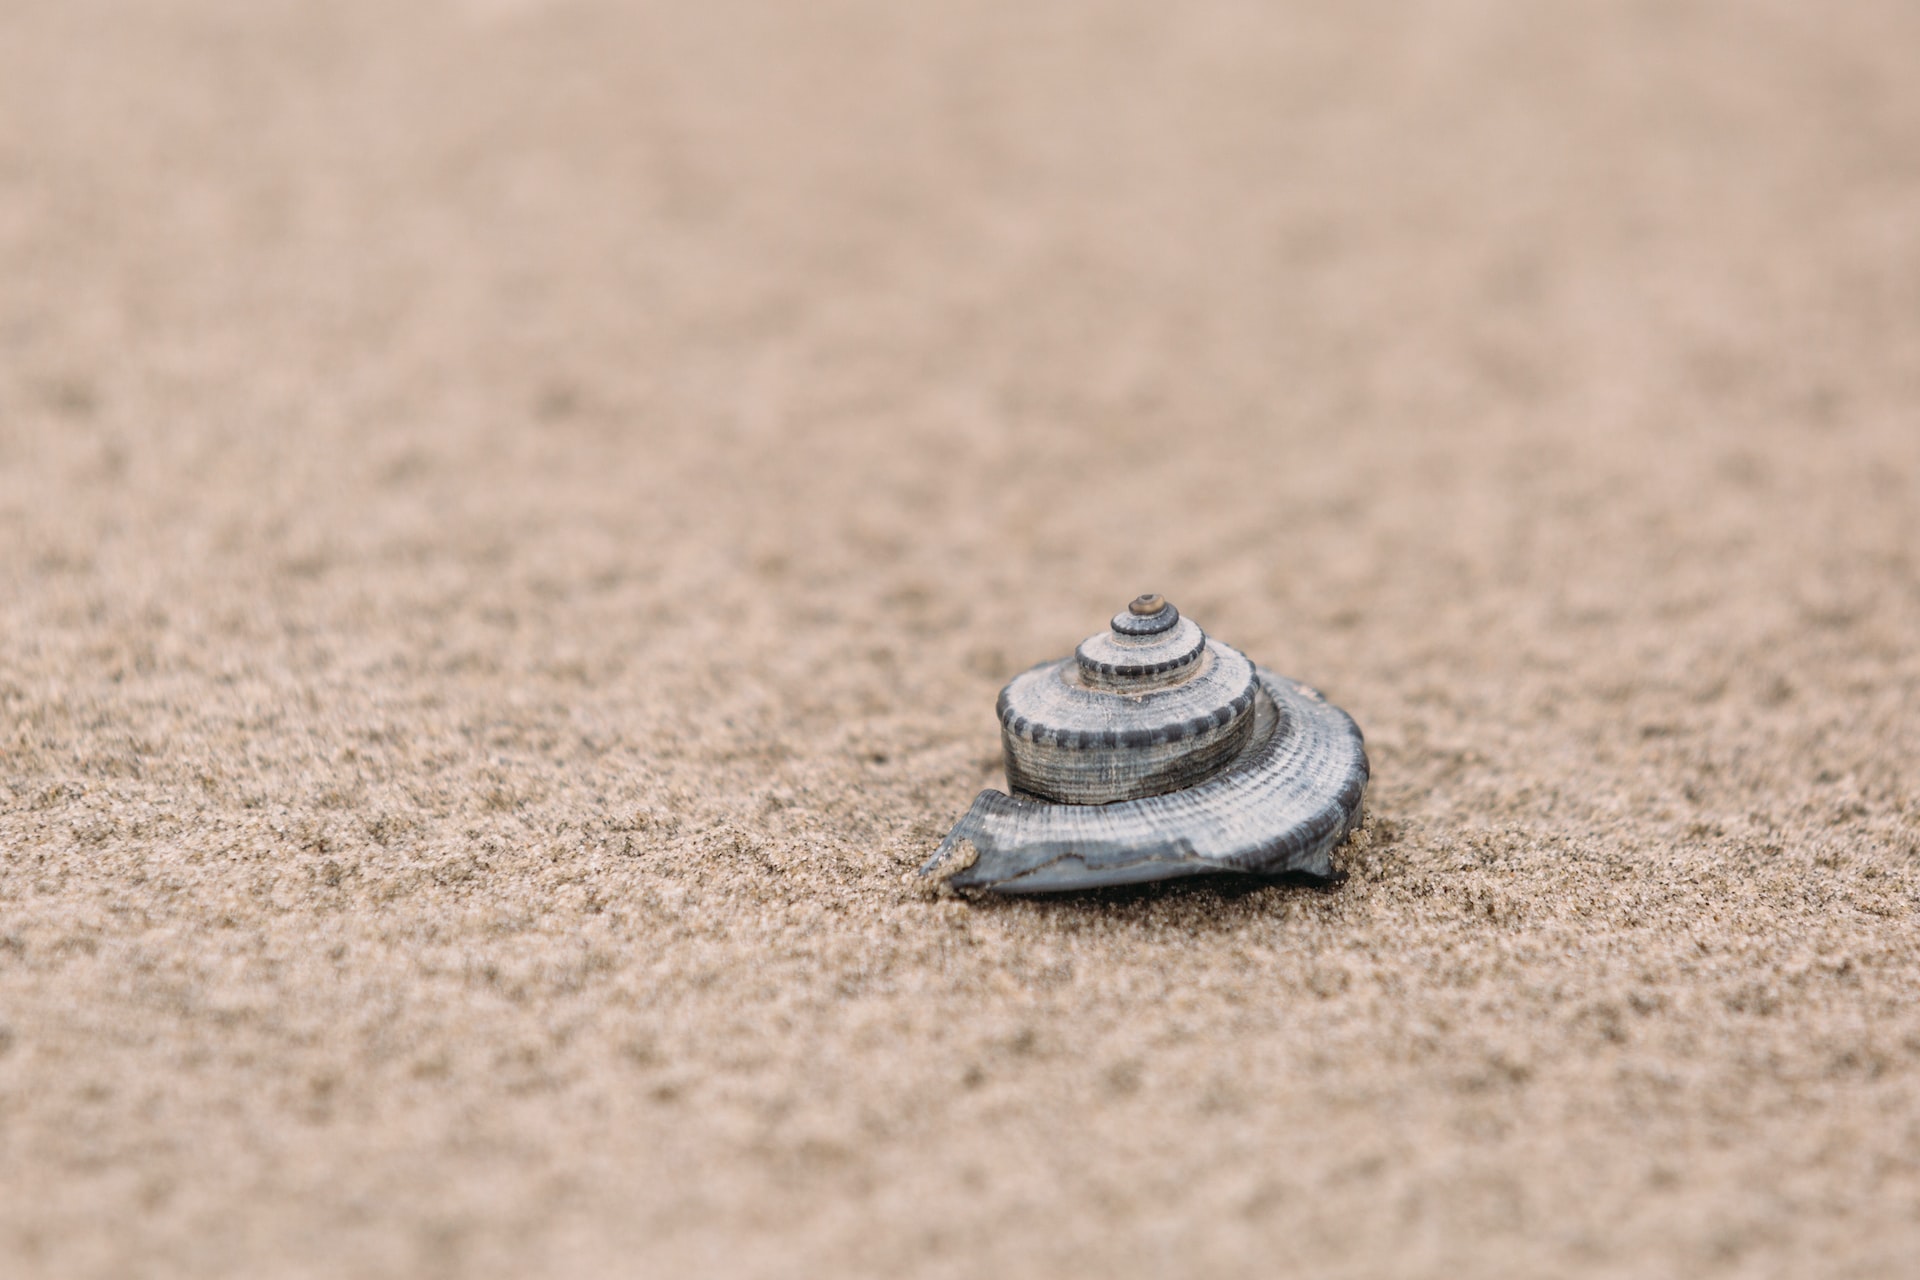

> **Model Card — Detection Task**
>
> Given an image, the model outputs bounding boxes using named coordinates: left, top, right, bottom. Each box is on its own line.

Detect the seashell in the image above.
left=922, top=594, right=1368, bottom=894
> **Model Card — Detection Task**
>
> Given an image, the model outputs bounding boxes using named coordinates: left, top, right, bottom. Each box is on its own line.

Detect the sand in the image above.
left=3, top=1, right=1918, bottom=1275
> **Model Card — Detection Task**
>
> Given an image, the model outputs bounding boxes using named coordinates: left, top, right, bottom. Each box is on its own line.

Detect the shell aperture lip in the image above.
left=925, top=669, right=1369, bottom=894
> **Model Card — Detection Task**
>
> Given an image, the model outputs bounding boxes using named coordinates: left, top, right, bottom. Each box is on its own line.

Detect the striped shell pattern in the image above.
left=922, top=595, right=1369, bottom=894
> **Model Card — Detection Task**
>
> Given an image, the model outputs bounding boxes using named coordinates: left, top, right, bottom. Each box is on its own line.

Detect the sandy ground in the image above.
left=3, top=1, right=1919, bottom=1275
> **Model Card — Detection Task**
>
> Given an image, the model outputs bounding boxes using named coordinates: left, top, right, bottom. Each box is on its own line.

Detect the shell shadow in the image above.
left=952, top=868, right=1346, bottom=930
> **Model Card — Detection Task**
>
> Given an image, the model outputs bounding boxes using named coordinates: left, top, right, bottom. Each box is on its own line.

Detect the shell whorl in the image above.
left=997, top=596, right=1259, bottom=805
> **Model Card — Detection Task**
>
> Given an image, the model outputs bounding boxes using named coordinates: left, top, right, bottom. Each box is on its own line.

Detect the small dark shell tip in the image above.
left=1109, top=596, right=1181, bottom=637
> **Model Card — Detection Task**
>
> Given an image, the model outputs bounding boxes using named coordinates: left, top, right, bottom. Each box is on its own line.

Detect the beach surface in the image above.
left=3, top=1, right=1918, bottom=1275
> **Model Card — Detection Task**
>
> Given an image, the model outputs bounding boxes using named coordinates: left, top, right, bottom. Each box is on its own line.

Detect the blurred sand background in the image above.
left=3, top=1, right=1919, bottom=1275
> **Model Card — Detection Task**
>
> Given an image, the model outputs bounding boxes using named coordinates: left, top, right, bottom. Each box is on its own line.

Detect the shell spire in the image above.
left=924, top=595, right=1368, bottom=893
left=1000, top=596, right=1257, bottom=805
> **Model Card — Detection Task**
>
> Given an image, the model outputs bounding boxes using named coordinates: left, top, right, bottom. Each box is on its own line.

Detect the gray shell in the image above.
left=923, top=598, right=1368, bottom=894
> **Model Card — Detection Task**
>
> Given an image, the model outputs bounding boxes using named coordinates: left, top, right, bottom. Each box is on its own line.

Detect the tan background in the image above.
left=3, top=1, right=1919, bottom=1275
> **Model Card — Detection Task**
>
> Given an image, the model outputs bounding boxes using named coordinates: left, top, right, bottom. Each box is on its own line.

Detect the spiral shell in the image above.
left=923, top=596, right=1369, bottom=894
